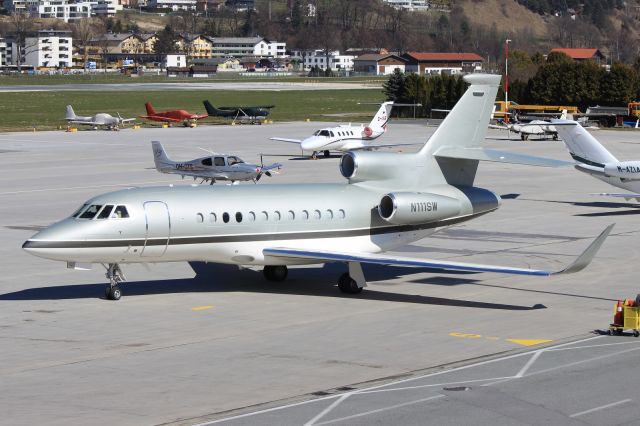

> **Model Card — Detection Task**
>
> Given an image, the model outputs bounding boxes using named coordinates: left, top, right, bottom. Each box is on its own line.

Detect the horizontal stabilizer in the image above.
left=264, top=224, right=613, bottom=277
left=270, top=137, right=302, bottom=144
left=435, top=147, right=572, bottom=168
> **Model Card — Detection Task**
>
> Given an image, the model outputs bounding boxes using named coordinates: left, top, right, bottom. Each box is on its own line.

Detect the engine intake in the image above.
left=378, top=192, right=462, bottom=225
left=340, top=151, right=405, bottom=182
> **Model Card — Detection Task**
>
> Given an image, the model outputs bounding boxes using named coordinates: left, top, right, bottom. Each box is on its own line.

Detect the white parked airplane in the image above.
left=65, top=105, right=136, bottom=130
left=270, top=102, right=408, bottom=158
left=490, top=111, right=568, bottom=140
left=554, top=119, right=640, bottom=201
left=24, top=75, right=612, bottom=301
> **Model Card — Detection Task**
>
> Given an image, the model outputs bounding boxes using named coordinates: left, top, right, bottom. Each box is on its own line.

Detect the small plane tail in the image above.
left=203, top=100, right=221, bottom=115
left=65, top=105, right=76, bottom=120
left=553, top=120, right=618, bottom=166
left=151, top=141, right=174, bottom=171
left=145, top=102, right=156, bottom=116
left=368, top=101, right=393, bottom=133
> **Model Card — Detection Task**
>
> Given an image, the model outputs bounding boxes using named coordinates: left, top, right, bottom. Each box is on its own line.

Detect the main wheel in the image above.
left=311, top=151, right=318, bottom=160
left=323, top=150, right=330, bottom=158
left=263, top=265, right=288, bottom=282
left=107, top=286, right=122, bottom=301
left=338, top=273, right=362, bottom=294
left=634, top=330, right=639, bottom=338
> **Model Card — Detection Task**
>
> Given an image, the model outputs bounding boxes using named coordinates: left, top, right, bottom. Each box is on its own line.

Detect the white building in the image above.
left=210, top=37, right=285, bottom=58
left=3, top=0, right=39, bottom=12
left=165, top=54, right=186, bottom=68
left=24, top=30, right=73, bottom=68
left=383, top=0, right=429, bottom=11
left=35, top=0, right=95, bottom=22
left=92, top=0, right=123, bottom=15
left=147, top=0, right=196, bottom=10
left=292, top=49, right=355, bottom=71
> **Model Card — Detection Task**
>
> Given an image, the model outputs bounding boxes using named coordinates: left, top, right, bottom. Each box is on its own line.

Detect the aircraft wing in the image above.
left=356, top=142, right=422, bottom=150
left=270, top=137, right=302, bottom=144
left=192, top=114, right=209, bottom=120
left=488, top=124, right=509, bottom=130
left=434, top=147, right=573, bottom=168
left=68, top=120, right=97, bottom=126
left=120, top=118, right=136, bottom=123
left=140, top=115, right=183, bottom=123
left=264, top=224, right=613, bottom=276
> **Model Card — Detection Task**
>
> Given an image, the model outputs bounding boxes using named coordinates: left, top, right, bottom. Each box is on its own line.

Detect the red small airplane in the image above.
left=140, top=102, right=208, bottom=127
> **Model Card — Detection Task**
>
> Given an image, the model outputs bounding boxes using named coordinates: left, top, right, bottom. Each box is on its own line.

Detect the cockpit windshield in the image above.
left=74, top=204, right=129, bottom=220
left=317, top=130, right=331, bottom=137
left=227, top=156, right=244, bottom=165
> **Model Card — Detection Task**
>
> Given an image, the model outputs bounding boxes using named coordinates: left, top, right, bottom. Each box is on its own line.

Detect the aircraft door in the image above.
left=141, top=201, right=170, bottom=257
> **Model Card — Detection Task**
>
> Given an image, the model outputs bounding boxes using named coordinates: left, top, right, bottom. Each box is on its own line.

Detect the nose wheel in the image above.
left=104, top=263, right=125, bottom=301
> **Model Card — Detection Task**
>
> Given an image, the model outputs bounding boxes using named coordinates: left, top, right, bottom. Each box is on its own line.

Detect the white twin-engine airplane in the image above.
left=24, top=75, right=613, bottom=301
left=270, top=101, right=408, bottom=158
left=554, top=119, right=640, bottom=201
left=65, top=105, right=136, bottom=130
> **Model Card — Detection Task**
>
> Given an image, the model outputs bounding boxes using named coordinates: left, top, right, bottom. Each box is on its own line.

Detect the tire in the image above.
left=108, top=286, right=122, bottom=301
left=323, top=150, right=330, bottom=158
left=634, top=330, right=639, bottom=338
left=338, top=273, right=362, bottom=294
left=263, top=265, right=288, bottom=282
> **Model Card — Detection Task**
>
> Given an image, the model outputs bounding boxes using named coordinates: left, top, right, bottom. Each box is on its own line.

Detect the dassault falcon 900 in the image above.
left=23, top=75, right=613, bottom=300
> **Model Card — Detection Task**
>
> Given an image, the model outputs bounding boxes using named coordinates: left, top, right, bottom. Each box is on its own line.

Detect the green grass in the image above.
left=0, top=89, right=385, bottom=132
left=0, top=73, right=388, bottom=86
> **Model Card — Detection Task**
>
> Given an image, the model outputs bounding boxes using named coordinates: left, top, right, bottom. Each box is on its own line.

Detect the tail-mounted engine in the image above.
left=340, top=151, right=404, bottom=183
left=378, top=192, right=462, bottom=225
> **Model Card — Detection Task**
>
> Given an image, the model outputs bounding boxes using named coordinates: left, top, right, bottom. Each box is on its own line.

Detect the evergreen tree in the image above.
left=383, top=69, right=406, bottom=102
left=154, top=25, right=177, bottom=56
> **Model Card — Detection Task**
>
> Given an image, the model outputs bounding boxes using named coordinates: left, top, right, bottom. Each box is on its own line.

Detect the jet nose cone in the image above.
left=301, top=137, right=320, bottom=151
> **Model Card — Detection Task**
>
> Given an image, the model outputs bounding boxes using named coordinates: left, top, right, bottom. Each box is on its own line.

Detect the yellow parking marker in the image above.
left=507, top=339, right=553, bottom=347
left=191, top=305, right=213, bottom=311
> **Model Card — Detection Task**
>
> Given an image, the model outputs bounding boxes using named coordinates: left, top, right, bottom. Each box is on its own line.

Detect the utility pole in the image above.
left=504, top=39, right=511, bottom=123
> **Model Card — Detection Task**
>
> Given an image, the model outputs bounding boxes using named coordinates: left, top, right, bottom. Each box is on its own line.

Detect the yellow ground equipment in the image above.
left=609, top=299, right=640, bottom=337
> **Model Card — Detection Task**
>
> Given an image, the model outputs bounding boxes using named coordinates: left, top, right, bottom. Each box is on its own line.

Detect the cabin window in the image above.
left=209, top=212, right=217, bottom=223
left=326, top=209, right=333, bottom=220
left=79, top=204, right=102, bottom=219
left=97, top=205, right=114, bottom=219
left=222, top=212, right=230, bottom=223
left=287, top=210, right=295, bottom=220
left=314, top=209, right=321, bottom=220
left=202, top=158, right=213, bottom=166
left=235, top=212, right=243, bottom=223
left=301, top=210, right=309, bottom=220
left=274, top=211, right=281, bottom=221
left=338, top=209, right=346, bottom=219
left=228, top=156, right=243, bottom=165
left=248, top=211, right=256, bottom=221
left=71, top=204, right=88, bottom=218
left=329, top=131, right=335, bottom=137
left=196, top=213, right=204, bottom=223
left=261, top=211, right=268, bottom=221
left=214, top=157, right=225, bottom=166
left=112, top=205, right=129, bottom=218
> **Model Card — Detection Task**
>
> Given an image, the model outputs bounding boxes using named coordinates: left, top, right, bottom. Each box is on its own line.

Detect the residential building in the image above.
left=147, top=0, right=196, bottom=10
left=192, top=57, right=242, bottom=71
left=24, top=29, right=73, bottom=68
left=35, top=0, right=95, bottom=22
left=92, top=0, right=123, bottom=15
left=549, top=48, right=606, bottom=64
left=166, top=54, right=186, bottom=68
left=353, top=53, right=407, bottom=75
left=0, top=38, right=9, bottom=67
left=176, top=34, right=213, bottom=58
left=3, top=0, right=38, bottom=12
left=225, top=0, right=253, bottom=10
left=383, top=0, right=429, bottom=11
left=402, top=52, right=483, bottom=74
left=293, top=49, right=355, bottom=71
left=210, top=37, right=285, bottom=58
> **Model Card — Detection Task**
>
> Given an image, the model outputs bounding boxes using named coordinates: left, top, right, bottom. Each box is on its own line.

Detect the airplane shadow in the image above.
left=0, top=263, right=544, bottom=311
left=514, top=197, right=640, bottom=216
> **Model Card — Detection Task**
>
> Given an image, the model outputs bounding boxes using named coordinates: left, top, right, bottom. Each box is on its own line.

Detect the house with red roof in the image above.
left=353, top=53, right=407, bottom=75
left=549, top=48, right=606, bottom=64
left=401, top=52, right=484, bottom=75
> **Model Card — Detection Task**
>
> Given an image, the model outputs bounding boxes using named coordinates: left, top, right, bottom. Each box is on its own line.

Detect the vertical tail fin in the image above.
left=65, top=105, right=76, bottom=120
left=145, top=102, right=156, bottom=116
left=203, top=100, right=218, bottom=115
left=553, top=121, right=618, bottom=165
left=369, top=101, right=393, bottom=132
left=420, top=74, right=501, bottom=157
left=151, top=141, right=173, bottom=171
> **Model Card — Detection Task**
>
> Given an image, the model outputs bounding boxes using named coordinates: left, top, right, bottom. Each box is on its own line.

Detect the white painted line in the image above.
left=358, top=376, right=516, bottom=395
left=515, top=350, right=543, bottom=378
left=527, top=346, right=640, bottom=378
left=314, top=395, right=445, bottom=426
left=194, top=336, right=603, bottom=425
left=546, top=340, right=640, bottom=352
left=0, top=180, right=175, bottom=196
left=304, top=393, right=351, bottom=426
left=569, top=399, right=631, bottom=418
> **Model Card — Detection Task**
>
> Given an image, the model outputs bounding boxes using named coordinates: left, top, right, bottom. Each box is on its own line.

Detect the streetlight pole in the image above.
left=505, top=39, right=511, bottom=123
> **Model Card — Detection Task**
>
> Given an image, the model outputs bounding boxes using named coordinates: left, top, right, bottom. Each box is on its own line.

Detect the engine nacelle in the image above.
left=378, top=192, right=462, bottom=225
left=340, top=151, right=406, bottom=182
left=604, top=161, right=640, bottom=179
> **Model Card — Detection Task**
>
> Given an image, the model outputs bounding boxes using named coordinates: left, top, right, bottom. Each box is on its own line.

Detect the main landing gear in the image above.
left=104, top=263, right=125, bottom=300
left=310, top=150, right=331, bottom=160
left=261, top=262, right=367, bottom=295
left=263, top=265, right=288, bottom=281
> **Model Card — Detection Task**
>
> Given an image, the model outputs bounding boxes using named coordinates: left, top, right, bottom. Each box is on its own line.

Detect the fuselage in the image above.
left=300, top=125, right=385, bottom=152
left=23, top=183, right=499, bottom=266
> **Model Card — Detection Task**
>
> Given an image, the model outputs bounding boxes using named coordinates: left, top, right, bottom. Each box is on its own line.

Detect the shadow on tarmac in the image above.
left=0, top=263, right=544, bottom=310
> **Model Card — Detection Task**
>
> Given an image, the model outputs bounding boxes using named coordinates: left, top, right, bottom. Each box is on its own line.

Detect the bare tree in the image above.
left=9, top=12, right=36, bottom=71
left=72, top=18, right=94, bottom=68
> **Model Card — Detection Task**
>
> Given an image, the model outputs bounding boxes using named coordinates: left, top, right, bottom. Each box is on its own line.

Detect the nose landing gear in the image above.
left=104, top=263, right=125, bottom=300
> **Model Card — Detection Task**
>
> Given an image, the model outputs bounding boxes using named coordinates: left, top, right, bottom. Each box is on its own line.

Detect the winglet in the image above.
left=553, top=224, right=614, bottom=275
